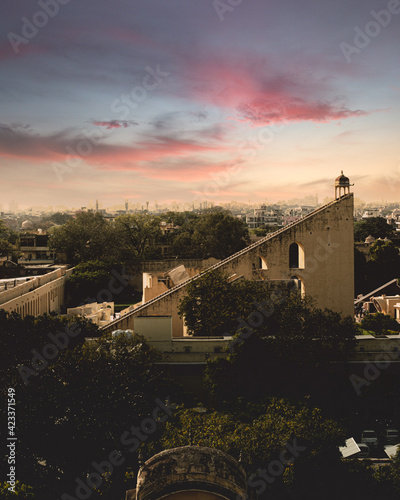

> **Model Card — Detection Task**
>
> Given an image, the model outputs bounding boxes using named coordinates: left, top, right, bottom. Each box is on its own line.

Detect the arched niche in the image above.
left=289, top=242, right=305, bottom=269
left=258, top=256, right=268, bottom=270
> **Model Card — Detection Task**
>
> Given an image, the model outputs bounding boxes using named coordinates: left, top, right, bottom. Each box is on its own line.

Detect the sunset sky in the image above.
left=1, top=0, right=400, bottom=209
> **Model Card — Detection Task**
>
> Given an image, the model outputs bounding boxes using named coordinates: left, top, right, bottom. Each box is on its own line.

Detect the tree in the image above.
left=354, top=246, right=367, bottom=296
left=389, top=447, right=400, bottom=493
left=0, top=237, right=13, bottom=257
left=45, top=212, right=73, bottom=225
left=171, top=230, right=194, bottom=257
left=365, top=240, right=400, bottom=289
left=0, top=219, right=17, bottom=257
left=370, top=239, right=400, bottom=266
left=361, top=312, right=400, bottom=335
left=48, top=212, right=117, bottom=265
left=0, top=310, right=99, bottom=371
left=162, top=211, right=198, bottom=228
left=114, top=213, right=163, bottom=262
left=178, top=270, right=291, bottom=337
left=191, top=208, right=250, bottom=259
left=253, top=226, right=279, bottom=237
left=178, top=270, right=238, bottom=336
left=64, top=260, right=136, bottom=307
left=0, top=482, right=35, bottom=499
left=1, top=332, right=174, bottom=500
left=146, top=399, right=346, bottom=500
left=354, top=217, right=395, bottom=242
left=180, top=269, right=357, bottom=408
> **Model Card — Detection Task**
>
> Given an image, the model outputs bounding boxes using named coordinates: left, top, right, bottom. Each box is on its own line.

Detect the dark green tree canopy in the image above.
left=48, top=211, right=116, bottom=264
left=361, top=312, right=400, bottom=335
left=65, top=260, right=137, bottom=307
left=191, top=208, right=250, bottom=259
left=145, top=398, right=346, bottom=500
left=114, top=213, right=163, bottom=262
left=46, top=209, right=250, bottom=266
left=0, top=310, right=99, bottom=371
left=179, top=270, right=356, bottom=408
left=364, top=240, right=400, bottom=290
left=0, top=219, right=18, bottom=257
left=178, top=270, right=291, bottom=337
left=1, top=322, right=173, bottom=500
left=370, top=239, right=400, bottom=266
left=354, top=217, right=395, bottom=242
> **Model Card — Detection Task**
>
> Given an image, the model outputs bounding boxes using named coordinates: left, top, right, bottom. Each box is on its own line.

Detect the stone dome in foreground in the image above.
left=132, top=446, right=248, bottom=500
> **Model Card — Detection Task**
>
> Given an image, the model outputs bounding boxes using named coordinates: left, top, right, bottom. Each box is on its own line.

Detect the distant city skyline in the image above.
left=3, top=195, right=399, bottom=217
left=1, top=1, right=400, bottom=208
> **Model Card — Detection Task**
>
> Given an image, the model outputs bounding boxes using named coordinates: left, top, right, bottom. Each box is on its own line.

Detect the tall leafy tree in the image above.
left=191, top=208, right=250, bottom=259
left=180, top=270, right=356, bottom=408
left=48, top=212, right=117, bottom=264
left=354, top=246, right=368, bottom=296
left=178, top=270, right=292, bottom=337
left=365, top=240, right=400, bottom=289
left=146, top=399, right=346, bottom=500
left=354, top=217, right=395, bottom=242
left=361, top=312, right=400, bottom=335
left=114, top=213, right=163, bottom=262
left=0, top=310, right=99, bottom=371
left=64, top=260, right=137, bottom=307
left=0, top=219, right=17, bottom=257
left=1, top=331, right=173, bottom=500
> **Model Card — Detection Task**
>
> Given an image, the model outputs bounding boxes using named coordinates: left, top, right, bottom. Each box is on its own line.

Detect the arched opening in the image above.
left=291, top=275, right=305, bottom=297
left=258, top=256, right=268, bottom=270
left=289, top=242, right=305, bottom=269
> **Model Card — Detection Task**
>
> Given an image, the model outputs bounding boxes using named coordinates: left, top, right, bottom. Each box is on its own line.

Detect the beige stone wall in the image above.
left=351, top=334, right=400, bottom=361
left=0, top=268, right=74, bottom=318
left=102, top=194, right=354, bottom=337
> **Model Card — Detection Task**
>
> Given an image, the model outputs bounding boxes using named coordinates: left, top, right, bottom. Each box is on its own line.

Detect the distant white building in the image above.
left=362, top=208, right=381, bottom=219
left=386, top=209, right=400, bottom=232
left=246, top=204, right=282, bottom=229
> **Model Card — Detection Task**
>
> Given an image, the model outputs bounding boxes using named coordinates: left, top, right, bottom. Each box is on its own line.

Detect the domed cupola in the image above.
left=334, top=171, right=353, bottom=199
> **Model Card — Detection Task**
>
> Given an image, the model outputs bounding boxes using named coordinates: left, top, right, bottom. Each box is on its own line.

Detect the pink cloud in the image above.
left=185, top=57, right=369, bottom=125
left=0, top=126, right=236, bottom=183
left=92, top=120, right=138, bottom=129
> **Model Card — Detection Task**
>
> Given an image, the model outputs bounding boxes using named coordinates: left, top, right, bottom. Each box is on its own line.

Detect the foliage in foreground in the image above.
left=1, top=328, right=174, bottom=500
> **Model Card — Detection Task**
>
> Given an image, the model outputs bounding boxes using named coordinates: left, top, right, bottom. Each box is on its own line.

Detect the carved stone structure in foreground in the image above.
left=126, top=446, right=248, bottom=500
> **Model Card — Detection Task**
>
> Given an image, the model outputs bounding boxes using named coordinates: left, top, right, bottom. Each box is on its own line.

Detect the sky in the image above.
left=1, top=0, right=400, bottom=209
